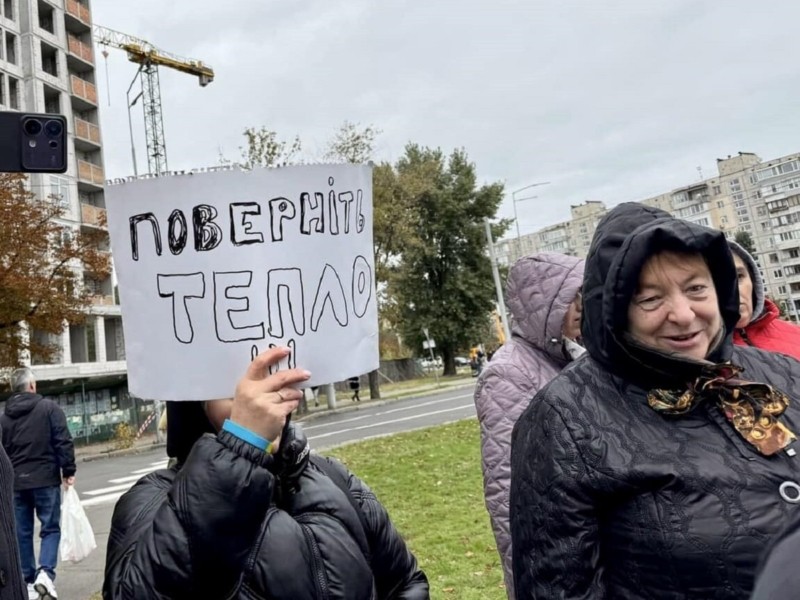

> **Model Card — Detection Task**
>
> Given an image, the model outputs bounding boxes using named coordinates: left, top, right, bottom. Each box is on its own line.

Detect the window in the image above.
left=757, top=206, right=768, bottom=217
left=774, top=270, right=784, bottom=279
left=761, top=221, right=771, bottom=232
left=721, top=216, right=728, bottom=225
left=730, top=179, right=742, bottom=193
left=7, top=75, right=18, bottom=109
left=693, top=217, right=710, bottom=227
left=789, top=249, right=800, bottom=259
left=672, top=191, right=688, bottom=205
left=5, top=31, right=17, bottom=64
left=756, top=160, right=800, bottom=182
left=37, top=0, right=54, bottom=34
left=3, top=0, right=14, bottom=21
left=40, top=41, right=57, bottom=77
left=779, top=286, right=788, bottom=295
left=50, top=176, right=69, bottom=209
left=770, top=253, right=779, bottom=264
left=713, top=185, right=721, bottom=195
left=716, top=200, right=724, bottom=209
left=0, top=73, right=4, bottom=106
left=43, top=84, right=59, bottom=113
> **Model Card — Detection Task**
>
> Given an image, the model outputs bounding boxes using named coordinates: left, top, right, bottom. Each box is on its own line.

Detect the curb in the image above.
left=76, top=381, right=476, bottom=459
left=79, top=442, right=167, bottom=463
left=296, top=380, right=476, bottom=424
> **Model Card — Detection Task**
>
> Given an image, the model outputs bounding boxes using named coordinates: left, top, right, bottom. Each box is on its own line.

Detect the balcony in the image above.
left=74, top=117, right=101, bottom=151
left=64, top=0, right=91, bottom=33
left=70, top=75, right=97, bottom=110
left=67, top=34, right=93, bottom=71
left=77, top=160, right=104, bottom=191
left=80, top=202, right=106, bottom=229
left=89, top=294, right=115, bottom=306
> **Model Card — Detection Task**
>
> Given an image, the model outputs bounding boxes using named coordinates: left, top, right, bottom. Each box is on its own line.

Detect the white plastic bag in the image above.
left=60, top=486, right=96, bottom=563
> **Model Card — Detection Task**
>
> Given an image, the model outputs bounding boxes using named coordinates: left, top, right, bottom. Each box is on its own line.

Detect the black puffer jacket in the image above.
left=1, top=392, right=75, bottom=490
left=510, top=203, right=800, bottom=599
left=103, top=402, right=429, bottom=599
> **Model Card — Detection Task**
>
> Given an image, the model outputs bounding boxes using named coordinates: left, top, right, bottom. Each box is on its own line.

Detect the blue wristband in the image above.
left=222, top=419, right=270, bottom=452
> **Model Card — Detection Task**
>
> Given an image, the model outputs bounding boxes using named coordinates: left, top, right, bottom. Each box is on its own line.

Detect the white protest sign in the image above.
left=106, top=164, right=378, bottom=401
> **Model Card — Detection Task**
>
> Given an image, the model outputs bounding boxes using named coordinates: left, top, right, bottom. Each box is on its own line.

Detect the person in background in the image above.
left=474, top=252, right=585, bottom=599
left=348, top=376, right=361, bottom=402
left=103, top=347, right=429, bottom=599
left=511, top=203, right=800, bottom=599
left=728, top=241, right=800, bottom=360
left=1, top=368, right=75, bottom=600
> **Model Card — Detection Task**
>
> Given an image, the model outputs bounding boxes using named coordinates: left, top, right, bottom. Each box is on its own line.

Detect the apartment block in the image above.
left=0, top=0, right=141, bottom=442
left=497, top=152, right=800, bottom=322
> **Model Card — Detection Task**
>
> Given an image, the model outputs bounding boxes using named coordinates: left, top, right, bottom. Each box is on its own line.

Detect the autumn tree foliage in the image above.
left=0, top=173, right=110, bottom=368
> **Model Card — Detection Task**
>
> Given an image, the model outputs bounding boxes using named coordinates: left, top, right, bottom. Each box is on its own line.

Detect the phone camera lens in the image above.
left=23, top=119, right=43, bottom=136
left=44, top=120, right=63, bottom=138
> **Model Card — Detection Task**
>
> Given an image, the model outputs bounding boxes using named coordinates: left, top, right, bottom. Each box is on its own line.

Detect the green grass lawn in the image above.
left=329, top=419, right=505, bottom=599
left=89, top=419, right=504, bottom=600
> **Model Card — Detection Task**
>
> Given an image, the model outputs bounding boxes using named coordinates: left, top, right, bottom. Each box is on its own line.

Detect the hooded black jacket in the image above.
left=103, top=401, right=429, bottom=600
left=510, top=203, right=800, bottom=599
left=0, top=392, right=76, bottom=491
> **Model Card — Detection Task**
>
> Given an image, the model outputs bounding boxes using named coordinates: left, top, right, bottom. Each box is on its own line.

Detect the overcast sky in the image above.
left=92, top=0, right=800, bottom=239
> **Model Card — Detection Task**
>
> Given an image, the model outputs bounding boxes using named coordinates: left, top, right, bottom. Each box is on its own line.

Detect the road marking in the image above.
left=302, top=394, right=475, bottom=431
left=83, top=482, right=134, bottom=496
left=109, top=473, right=150, bottom=484
left=131, top=463, right=168, bottom=475
left=308, top=404, right=474, bottom=440
left=82, top=491, right=126, bottom=508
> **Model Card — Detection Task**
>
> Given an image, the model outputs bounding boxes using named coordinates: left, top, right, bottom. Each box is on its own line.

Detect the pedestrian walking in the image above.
left=103, top=347, right=429, bottom=599
left=348, top=376, right=361, bottom=402
left=474, top=252, right=584, bottom=600
left=511, top=203, right=800, bottom=599
left=728, top=241, right=800, bottom=360
left=1, top=368, right=75, bottom=600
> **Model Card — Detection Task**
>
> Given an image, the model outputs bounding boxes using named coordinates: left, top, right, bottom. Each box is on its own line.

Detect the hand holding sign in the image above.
left=231, top=346, right=310, bottom=445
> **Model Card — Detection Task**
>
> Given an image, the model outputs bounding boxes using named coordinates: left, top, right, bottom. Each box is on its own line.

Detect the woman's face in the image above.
left=562, top=292, right=582, bottom=341
left=732, top=254, right=754, bottom=328
left=627, top=251, right=722, bottom=361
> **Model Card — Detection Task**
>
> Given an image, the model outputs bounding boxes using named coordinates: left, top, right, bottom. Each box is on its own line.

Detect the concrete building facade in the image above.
left=497, top=151, right=800, bottom=322
left=0, top=0, right=141, bottom=442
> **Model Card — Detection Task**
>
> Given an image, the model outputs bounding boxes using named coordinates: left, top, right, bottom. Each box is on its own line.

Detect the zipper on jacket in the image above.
left=737, top=328, right=755, bottom=346
left=299, top=522, right=329, bottom=600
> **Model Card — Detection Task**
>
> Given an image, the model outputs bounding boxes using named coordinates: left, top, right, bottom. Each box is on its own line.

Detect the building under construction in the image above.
left=0, top=0, right=137, bottom=442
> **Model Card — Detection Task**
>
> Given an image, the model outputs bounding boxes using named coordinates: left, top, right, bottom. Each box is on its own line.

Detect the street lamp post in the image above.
left=511, top=181, right=551, bottom=256
left=126, top=67, right=143, bottom=178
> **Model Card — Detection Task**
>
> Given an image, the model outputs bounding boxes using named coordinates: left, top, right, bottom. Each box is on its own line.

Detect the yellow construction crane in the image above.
left=93, top=25, right=215, bottom=176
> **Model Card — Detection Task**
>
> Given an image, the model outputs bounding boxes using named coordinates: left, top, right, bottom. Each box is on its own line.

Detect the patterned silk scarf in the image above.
left=647, top=363, right=797, bottom=456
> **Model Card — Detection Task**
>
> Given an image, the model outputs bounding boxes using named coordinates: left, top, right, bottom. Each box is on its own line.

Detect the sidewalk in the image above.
left=75, top=375, right=476, bottom=461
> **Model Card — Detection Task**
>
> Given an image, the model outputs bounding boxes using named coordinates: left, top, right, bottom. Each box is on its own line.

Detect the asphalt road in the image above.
left=56, top=382, right=477, bottom=599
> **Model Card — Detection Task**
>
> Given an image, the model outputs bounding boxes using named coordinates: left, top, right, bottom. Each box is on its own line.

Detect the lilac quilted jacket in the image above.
left=474, top=252, right=584, bottom=599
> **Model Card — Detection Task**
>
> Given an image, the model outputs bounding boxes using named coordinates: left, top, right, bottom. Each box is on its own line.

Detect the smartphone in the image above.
left=0, top=111, right=67, bottom=173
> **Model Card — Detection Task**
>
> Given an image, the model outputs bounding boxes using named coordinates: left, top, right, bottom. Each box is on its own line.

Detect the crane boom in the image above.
left=93, top=25, right=214, bottom=85
left=93, top=25, right=215, bottom=175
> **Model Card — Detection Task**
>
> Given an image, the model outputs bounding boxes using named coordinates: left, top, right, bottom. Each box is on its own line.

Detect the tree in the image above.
left=324, top=121, right=388, bottom=400
left=324, top=121, right=381, bottom=164
left=735, top=230, right=757, bottom=256
left=239, top=126, right=302, bottom=170
left=0, top=173, right=110, bottom=368
left=387, top=145, right=508, bottom=376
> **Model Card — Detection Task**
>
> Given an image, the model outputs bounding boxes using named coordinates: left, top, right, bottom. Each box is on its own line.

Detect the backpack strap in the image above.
left=311, top=455, right=372, bottom=565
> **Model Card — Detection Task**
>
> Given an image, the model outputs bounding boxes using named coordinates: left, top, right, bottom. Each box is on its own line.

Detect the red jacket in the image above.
left=733, top=299, right=800, bottom=361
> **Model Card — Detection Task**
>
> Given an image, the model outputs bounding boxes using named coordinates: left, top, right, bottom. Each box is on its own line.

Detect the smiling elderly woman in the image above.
left=510, top=203, right=800, bottom=599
